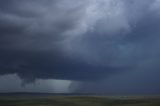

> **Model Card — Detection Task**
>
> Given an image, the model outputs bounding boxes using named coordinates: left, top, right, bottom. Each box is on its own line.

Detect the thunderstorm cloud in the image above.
left=0, top=0, right=160, bottom=94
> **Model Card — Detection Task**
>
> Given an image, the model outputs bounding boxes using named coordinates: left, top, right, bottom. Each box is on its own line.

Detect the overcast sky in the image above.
left=0, top=0, right=160, bottom=95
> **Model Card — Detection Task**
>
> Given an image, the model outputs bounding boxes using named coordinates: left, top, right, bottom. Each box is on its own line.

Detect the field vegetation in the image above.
left=0, top=96, right=160, bottom=106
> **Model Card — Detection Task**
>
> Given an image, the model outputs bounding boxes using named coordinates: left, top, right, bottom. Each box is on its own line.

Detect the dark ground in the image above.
left=0, top=94, right=160, bottom=106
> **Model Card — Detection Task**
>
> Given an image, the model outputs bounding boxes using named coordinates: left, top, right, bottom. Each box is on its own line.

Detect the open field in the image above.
left=0, top=96, right=160, bottom=106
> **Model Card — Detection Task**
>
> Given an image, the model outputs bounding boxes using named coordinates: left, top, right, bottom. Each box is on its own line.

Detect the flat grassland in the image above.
left=0, top=96, right=160, bottom=106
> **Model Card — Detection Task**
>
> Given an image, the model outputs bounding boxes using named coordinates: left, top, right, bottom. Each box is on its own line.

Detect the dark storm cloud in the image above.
left=0, top=0, right=160, bottom=85
left=0, top=49, right=123, bottom=83
left=0, top=0, right=127, bottom=82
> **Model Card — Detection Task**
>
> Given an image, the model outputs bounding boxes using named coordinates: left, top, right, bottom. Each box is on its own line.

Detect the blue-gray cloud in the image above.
left=0, top=0, right=160, bottom=90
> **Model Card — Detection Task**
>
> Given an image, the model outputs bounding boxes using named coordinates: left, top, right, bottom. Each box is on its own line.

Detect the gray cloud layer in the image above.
left=0, top=0, right=160, bottom=87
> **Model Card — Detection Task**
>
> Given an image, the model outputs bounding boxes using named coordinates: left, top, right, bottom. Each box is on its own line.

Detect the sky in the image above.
left=0, top=0, right=160, bottom=95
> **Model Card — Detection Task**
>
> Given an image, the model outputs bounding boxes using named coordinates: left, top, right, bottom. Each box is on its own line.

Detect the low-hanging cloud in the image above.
left=0, top=0, right=160, bottom=85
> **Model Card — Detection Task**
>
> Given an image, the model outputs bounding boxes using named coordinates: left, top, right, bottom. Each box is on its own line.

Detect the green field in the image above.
left=0, top=96, right=160, bottom=106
